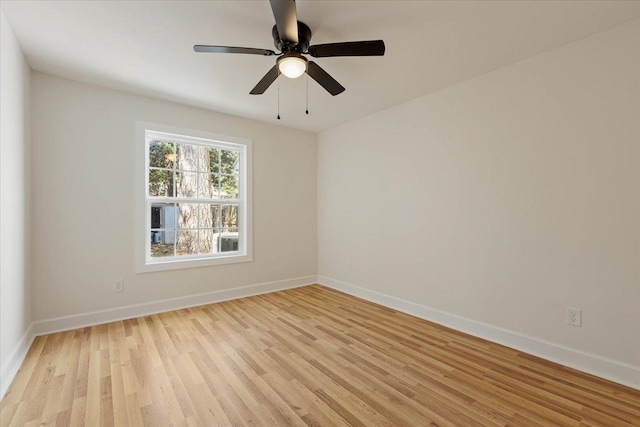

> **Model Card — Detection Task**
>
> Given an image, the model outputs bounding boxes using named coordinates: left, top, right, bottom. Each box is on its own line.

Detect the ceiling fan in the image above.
left=194, top=0, right=385, bottom=96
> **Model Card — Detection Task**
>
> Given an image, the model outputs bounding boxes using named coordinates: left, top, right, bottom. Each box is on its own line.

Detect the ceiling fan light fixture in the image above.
left=194, top=0, right=385, bottom=96
left=277, top=54, right=307, bottom=79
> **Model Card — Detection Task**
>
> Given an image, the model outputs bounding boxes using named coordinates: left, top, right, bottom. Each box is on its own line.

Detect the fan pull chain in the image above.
left=277, top=78, right=281, bottom=120
left=306, top=74, right=309, bottom=115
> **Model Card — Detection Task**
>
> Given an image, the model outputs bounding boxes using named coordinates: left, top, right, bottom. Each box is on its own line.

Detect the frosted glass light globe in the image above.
left=278, top=56, right=307, bottom=79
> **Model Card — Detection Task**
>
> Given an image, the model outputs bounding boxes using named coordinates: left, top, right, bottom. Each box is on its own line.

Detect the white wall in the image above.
left=318, top=19, right=640, bottom=368
left=0, top=12, right=32, bottom=370
left=31, top=73, right=317, bottom=321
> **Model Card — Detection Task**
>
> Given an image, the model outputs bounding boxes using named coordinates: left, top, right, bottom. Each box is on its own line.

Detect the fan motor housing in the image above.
left=272, top=21, right=312, bottom=53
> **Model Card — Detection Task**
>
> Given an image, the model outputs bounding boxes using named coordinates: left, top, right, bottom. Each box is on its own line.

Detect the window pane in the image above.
left=198, top=173, right=218, bottom=199
left=176, top=230, right=199, bottom=255
left=199, top=204, right=220, bottom=229
left=176, top=171, right=198, bottom=198
left=150, top=230, right=175, bottom=258
left=221, top=205, right=238, bottom=228
left=150, top=204, right=177, bottom=229
left=149, top=169, right=175, bottom=197
left=206, top=147, right=220, bottom=174
left=177, top=203, right=199, bottom=229
left=220, top=228, right=239, bottom=252
left=198, top=229, right=218, bottom=254
left=220, top=150, right=239, bottom=175
left=149, top=140, right=175, bottom=168
left=167, top=204, right=178, bottom=229
left=220, top=175, right=238, bottom=199
left=177, top=143, right=209, bottom=172
left=198, top=173, right=219, bottom=199
left=150, top=206, right=162, bottom=229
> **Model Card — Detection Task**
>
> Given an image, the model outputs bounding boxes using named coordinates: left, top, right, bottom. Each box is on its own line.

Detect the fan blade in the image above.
left=269, top=0, right=298, bottom=44
left=194, top=45, right=276, bottom=56
left=307, top=61, right=345, bottom=96
left=250, top=65, right=279, bottom=95
left=307, top=40, right=385, bottom=57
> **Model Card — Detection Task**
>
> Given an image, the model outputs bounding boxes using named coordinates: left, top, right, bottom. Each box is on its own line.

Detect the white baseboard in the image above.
left=33, top=276, right=316, bottom=336
left=318, top=275, right=640, bottom=390
left=4, top=275, right=636, bottom=401
left=0, top=323, right=35, bottom=400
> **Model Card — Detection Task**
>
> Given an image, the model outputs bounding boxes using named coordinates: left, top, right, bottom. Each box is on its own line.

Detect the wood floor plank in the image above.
left=2, top=285, right=639, bottom=426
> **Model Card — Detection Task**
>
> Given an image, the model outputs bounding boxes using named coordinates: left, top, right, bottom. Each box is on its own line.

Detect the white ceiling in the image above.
left=3, top=1, right=640, bottom=133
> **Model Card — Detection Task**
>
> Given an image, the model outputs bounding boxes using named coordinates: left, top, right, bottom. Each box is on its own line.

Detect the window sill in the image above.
left=136, top=253, right=253, bottom=273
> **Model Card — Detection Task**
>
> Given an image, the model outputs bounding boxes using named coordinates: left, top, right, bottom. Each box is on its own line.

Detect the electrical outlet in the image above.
left=114, top=279, right=124, bottom=293
left=567, top=307, right=581, bottom=327
left=346, top=263, right=352, bottom=272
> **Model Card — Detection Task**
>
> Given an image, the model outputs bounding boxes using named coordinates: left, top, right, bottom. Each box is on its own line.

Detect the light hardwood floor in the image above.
left=1, top=285, right=639, bottom=426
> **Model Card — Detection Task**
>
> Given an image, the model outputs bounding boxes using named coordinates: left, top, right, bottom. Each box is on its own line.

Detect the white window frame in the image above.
left=135, top=122, right=252, bottom=273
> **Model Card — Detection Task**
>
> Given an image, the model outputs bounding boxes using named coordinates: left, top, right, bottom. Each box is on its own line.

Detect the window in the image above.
left=136, top=123, right=252, bottom=272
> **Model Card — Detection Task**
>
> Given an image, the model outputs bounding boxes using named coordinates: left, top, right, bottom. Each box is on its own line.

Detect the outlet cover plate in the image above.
left=567, top=307, right=582, bottom=327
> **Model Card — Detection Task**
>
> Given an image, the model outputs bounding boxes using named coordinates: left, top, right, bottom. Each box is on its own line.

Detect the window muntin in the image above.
left=144, top=129, right=249, bottom=267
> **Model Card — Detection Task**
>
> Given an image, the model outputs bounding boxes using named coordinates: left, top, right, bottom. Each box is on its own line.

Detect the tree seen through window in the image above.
left=148, top=139, right=240, bottom=258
